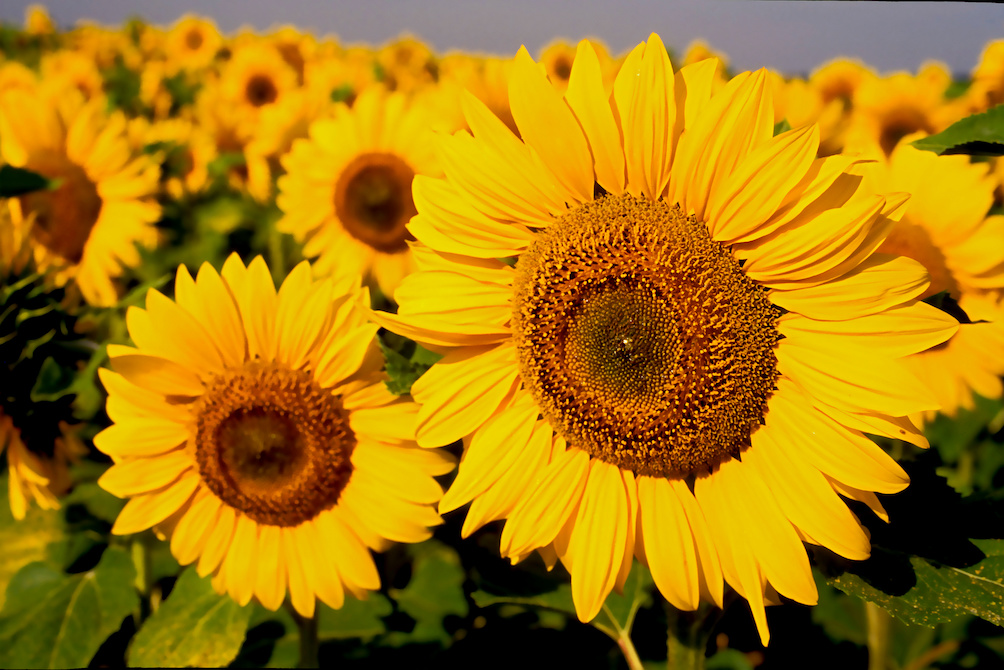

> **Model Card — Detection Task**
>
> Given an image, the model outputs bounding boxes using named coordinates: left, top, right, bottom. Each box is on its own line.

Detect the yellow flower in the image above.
left=164, top=15, right=223, bottom=73
left=24, top=4, right=55, bottom=36
left=94, top=256, right=453, bottom=616
left=277, top=86, right=441, bottom=294
left=375, top=36, right=957, bottom=645
left=2, top=415, right=84, bottom=520
left=867, top=139, right=1004, bottom=417
left=844, top=62, right=966, bottom=157
left=217, top=43, right=299, bottom=146
left=39, top=50, right=105, bottom=103
left=376, top=35, right=437, bottom=93
left=0, top=88, right=161, bottom=306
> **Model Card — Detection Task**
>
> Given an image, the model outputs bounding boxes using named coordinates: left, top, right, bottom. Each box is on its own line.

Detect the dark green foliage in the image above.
left=911, top=105, right=1004, bottom=156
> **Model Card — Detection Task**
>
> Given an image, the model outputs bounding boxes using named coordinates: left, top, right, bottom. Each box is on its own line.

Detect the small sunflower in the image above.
left=375, top=36, right=957, bottom=645
left=94, top=256, right=452, bottom=615
left=218, top=43, right=299, bottom=145
left=277, top=87, right=441, bottom=294
left=0, top=87, right=161, bottom=306
left=844, top=63, right=966, bottom=157
left=867, top=138, right=1004, bottom=416
left=164, top=15, right=223, bottom=73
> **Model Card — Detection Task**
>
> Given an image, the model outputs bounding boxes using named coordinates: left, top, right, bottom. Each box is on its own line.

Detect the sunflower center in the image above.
left=185, top=28, right=204, bottom=51
left=552, top=56, right=573, bottom=82
left=245, top=74, right=278, bottom=107
left=878, top=219, right=956, bottom=298
left=512, top=194, right=780, bottom=477
left=879, top=109, right=933, bottom=156
left=194, top=361, right=354, bottom=527
left=18, top=151, right=102, bottom=264
left=334, top=152, right=416, bottom=253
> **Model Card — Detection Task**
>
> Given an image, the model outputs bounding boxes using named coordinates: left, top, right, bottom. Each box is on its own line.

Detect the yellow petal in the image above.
left=282, top=527, right=316, bottom=618
left=510, top=47, right=593, bottom=202
left=111, top=471, right=200, bottom=535
left=93, top=419, right=188, bottom=459
left=412, top=343, right=521, bottom=448
left=99, top=451, right=193, bottom=497
left=254, top=525, right=286, bottom=611
left=769, top=254, right=930, bottom=321
left=569, top=459, right=630, bottom=622
left=564, top=40, right=625, bottom=194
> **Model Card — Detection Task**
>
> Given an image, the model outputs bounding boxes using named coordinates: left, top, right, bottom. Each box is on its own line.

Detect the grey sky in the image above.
left=2, top=1, right=1003, bottom=77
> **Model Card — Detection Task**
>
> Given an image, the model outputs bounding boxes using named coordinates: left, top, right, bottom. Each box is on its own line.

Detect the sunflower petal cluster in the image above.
left=376, top=35, right=960, bottom=644
left=94, top=256, right=453, bottom=614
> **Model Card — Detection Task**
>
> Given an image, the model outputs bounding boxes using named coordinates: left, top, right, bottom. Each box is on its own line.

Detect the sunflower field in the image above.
left=2, top=5, right=1004, bottom=669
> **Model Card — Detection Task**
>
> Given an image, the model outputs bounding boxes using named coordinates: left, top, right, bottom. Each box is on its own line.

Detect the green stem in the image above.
left=866, top=601, right=891, bottom=670
left=667, top=604, right=715, bottom=670
left=131, top=534, right=152, bottom=624
left=289, top=605, right=319, bottom=669
left=617, top=630, right=644, bottom=670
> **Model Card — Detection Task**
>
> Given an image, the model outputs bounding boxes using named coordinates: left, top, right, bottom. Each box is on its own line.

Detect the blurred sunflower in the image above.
left=844, top=63, right=966, bottom=157
left=0, top=203, right=86, bottom=520
left=277, top=87, right=441, bottom=294
left=218, top=43, right=299, bottom=145
left=866, top=139, right=1004, bottom=417
left=164, top=15, right=223, bottom=73
left=375, top=36, right=957, bottom=644
left=968, top=40, right=1004, bottom=112
left=94, top=256, right=452, bottom=615
left=0, top=88, right=161, bottom=306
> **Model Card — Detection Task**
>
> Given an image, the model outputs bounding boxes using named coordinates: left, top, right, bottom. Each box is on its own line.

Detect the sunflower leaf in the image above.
left=385, top=540, right=467, bottom=646
left=592, top=563, right=654, bottom=639
left=772, top=119, right=792, bottom=136
left=0, top=546, right=138, bottom=669
left=126, top=566, right=253, bottom=668
left=823, top=457, right=1004, bottom=628
left=0, top=475, right=66, bottom=612
left=910, top=105, right=1004, bottom=156
left=0, top=164, right=51, bottom=197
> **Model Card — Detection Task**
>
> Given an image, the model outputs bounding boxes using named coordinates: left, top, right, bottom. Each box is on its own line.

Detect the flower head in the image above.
left=95, top=256, right=453, bottom=615
left=376, top=35, right=957, bottom=645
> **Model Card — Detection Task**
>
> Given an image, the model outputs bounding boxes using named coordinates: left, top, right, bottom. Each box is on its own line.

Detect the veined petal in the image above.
left=411, top=343, right=521, bottom=448
left=510, top=46, right=594, bottom=202
left=565, top=40, right=625, bottom=194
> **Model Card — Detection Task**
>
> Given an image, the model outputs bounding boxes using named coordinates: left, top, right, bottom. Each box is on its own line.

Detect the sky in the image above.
left=2, top=1, right=1003, bottom=77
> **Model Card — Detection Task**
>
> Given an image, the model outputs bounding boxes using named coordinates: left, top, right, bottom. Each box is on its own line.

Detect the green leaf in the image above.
left=379, top=336, right=441, bottom=396
left=0, top=164, right=50, bottom=197
left=29, top=356, right=75, bottom=402
left=830, top=540, right=1004, bottom=627
left=0, top=546, right=139, bottom=669
left=241, top=596, right=393, bottom=668
left=772, top=119, right=792, bottom=136
left=127, top=566, right=253, bottom=668
left=910, top=105, right=1004, bottom=156
left=0, top=475, right=65, bottom=611
left=472, top=561, right=653, bottom=642
left=386, top=540, right=467, bottom=646
left=330, top=84, right=354, bottom=103
left=63, top=482, right=125, bottom=525
left=592, top=563, right=653, bottom=640
left=823, top=458, right=1004, bottom=628
left=707, top=648, right=756, bottom=670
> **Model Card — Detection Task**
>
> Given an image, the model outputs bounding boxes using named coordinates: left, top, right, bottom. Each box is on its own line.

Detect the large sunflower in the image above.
left=277, top=87, right=441, bottom=294
left=94, top=256, right=452, bottom=615
left=0, top=87, right=161, bottom=306
left=375, top=36, right=958, bottom=645
left=867, top=138, right=1004, bottom=417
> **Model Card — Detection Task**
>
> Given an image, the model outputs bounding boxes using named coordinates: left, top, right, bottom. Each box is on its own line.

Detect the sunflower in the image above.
left=968, top=40, right=1004, bottom=112
left=277, top=86, right=441, bottom=294
left=0, top=87, right=161, bottom=306
left=94, top=256, right=452, bottom=615
left=866, top=138, right=1004, bottom=417
left=844, top=63, right=966, bottom=157
left=374, top=36, right=957, bottom=645
left=218, top=43, right=299, bottom=146
left=2, top=415, right=84, bottom=521
left=164, top=15, right=223, bottom=73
